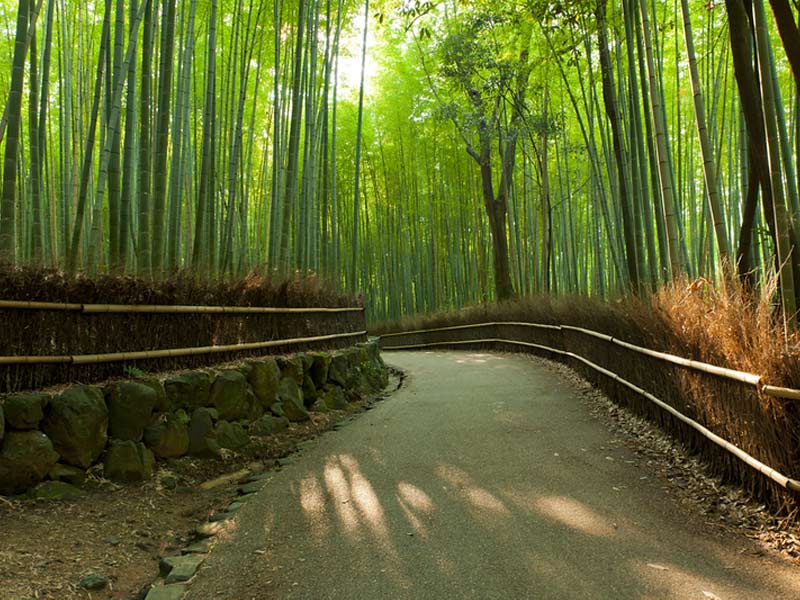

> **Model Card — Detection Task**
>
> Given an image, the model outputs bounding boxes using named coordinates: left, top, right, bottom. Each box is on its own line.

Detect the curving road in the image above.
left=187, top=351, right=800, bottom=599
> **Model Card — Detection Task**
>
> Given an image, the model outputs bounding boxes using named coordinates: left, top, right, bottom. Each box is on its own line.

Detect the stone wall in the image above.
left=0, top=340, right=388, bottom=497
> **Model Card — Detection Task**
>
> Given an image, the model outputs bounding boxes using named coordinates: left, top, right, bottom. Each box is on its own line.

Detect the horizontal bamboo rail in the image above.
left=0, top=300, right=82, bottom=311
left=0, top=299, right=363, bottom=314
left=380, top=321, right=795, bottom=398
left=381, top=335, right=800, bottom=493
left=0, top=331, right=367, bottom=365
left=379, top=321, right=560, bottom=337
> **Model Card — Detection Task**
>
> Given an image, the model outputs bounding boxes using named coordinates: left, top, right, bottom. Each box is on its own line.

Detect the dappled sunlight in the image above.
left=315, top=454, right=410, bottom=588
left=396, top=496, right=429, bottom=538
left=466, top=487, right=509, bottom=514
left=397, top=482, right=434, bottom=513
left=297, top=474, right=330, bottom=541
left=395, top=482, right=434, bottom=538
left=342, top=458, right=388, bottom=536
left=450, top=352, right=501, bottom=365
left=436, top=464, right=510, bottom=517
left=323, top=458, right=362, bottom=539
left=631, top=559, right=741, bottom=600
left=534, top=495, right=617, bottom=538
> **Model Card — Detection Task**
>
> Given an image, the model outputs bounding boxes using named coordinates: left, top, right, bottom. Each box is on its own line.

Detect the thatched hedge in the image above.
left=0, top=268, right=365, bottom=392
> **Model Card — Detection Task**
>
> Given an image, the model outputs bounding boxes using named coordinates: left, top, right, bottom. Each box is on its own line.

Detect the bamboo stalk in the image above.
left=762, top=385, right=800, bottom=400
left=382, top=336, right=800, bottom=492
left=0, top=300, right=82, bottom=310
left=0, top=331, right=367, bottom=365
left=0, top=299, right=363, bottom=313
left=80, top=304, right=363, bottom=314
left=0, top=354, right=71, bottom=364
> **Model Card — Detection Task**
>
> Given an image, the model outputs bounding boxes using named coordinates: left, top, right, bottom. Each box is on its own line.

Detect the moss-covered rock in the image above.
left=144, top=414, right=190, bottom=459
left=278, top=378, right=309, bottom=422
left=27, top=480, right=85, bottom=501
left=215, top=421, right=250, bottom=450
left=135, top=378, right=168, bottom=412
left=320, top=385, right=348, bottom=410
left=104, top=440, right=155, bottom=482
left=3, top=392, right=50, bottom=430
left=164, top=371, right=211, bottom=411
left=277, top=356, right=304, bottom=385
left=246, top=389, right=264, bottom=422
left=308, top=352, right=332, bottom=388
left=188, top=408, right=220, bottom=458
left=42, top=385, right=107, bottom=469
left=0, top=430, right=59, bottom=495
left=106, top=381, right=157, bottom=441
left=302, top=377, right=319, bottom=407
left=247, top=358, right=281, bottom=408
left=47, top=463, right=86, bottom=486
left=209, top=370, right=249, bottom=421
left=310, top=399, right=330, bottom=413
left=327, top=353, right=349, bottom=387
left=250, top=415, right=289, bottom=437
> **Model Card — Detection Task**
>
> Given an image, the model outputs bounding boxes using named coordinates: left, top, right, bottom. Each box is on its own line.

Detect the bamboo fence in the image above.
left=379, top=322, right=800, bottom=496
left=0, top=300, right=367, bottom=391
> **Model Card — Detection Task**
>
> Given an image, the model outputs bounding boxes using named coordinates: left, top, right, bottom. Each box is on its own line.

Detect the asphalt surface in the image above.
left=187, top=351, right=800, bottom=599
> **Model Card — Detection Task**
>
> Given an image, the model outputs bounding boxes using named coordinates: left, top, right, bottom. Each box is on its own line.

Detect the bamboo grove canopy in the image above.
left=0, top=0, right=799, bottom=324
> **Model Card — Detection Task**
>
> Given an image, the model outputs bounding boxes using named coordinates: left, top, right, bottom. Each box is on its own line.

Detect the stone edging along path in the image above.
left=0, top=340, right=388, bottom=499
left=143, top=368, right=401, bottom=600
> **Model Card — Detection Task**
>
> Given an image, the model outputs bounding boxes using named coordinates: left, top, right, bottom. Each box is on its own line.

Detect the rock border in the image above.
left=144, top=372, right=401, bottom=599
left=0, top=340, right=388, bottom=499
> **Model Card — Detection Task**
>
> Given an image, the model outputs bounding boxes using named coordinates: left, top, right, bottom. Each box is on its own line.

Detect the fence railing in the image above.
left=380, top=321, right=800, bottom=399
left=0, top=300, right=366, bottom=392
left=379, top=321, right=800, bottom=500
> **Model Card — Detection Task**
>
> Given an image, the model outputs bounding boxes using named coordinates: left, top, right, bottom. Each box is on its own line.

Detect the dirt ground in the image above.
left=0, top=373, right=402, bottom=600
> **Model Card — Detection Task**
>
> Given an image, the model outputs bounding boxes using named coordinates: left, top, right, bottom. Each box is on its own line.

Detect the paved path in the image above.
left=187, top=351, right=800, bottom=599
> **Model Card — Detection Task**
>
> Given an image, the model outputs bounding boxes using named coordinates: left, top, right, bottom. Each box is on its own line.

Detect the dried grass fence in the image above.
left=0, top=269, right=366, bottom=392
left=379, top=320, right=800, bottom=513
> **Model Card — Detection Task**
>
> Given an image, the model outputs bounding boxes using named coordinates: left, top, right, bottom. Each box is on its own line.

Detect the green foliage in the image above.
left=0, top=0, right=798, bottom=330
left=123, top=365, right=147, bottom=379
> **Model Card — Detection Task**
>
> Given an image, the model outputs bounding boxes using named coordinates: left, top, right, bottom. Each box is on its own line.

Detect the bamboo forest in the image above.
left=1, top=0, right=799, bottom=325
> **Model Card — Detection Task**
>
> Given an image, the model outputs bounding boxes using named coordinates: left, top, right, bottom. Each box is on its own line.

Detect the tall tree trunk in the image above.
left=766, top=0, right=800, bottom=86
left=28, top=5, right=43, bottom=263
left=108, top=0, right=125, bottom=271
left=137, top=0, right=154, bottom=275
left=67, top=0, right=111, bottom=271
left=680, top=0, right=731, bottom=270
left=596, top=0, right=639, bottom=290
left=151, top=0, right=177, bottom=275
left=753, top=0, right=797, bottom=330
left=192, top=0, right=217, bottom=272
left=0, top=0, right=31, bottom=263
left=351, top=0, right=368, bottom=292
left=278, top=0, right=307, bottom=271
left=119, top=0, right=139, bottom=273
left=639, top=0, right=684, bottom=277
left=726, top=0, right=779, bottom=277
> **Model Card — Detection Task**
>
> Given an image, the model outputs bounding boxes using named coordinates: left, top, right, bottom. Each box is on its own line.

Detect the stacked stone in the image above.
left=0, top=340, right=387, bottom=497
